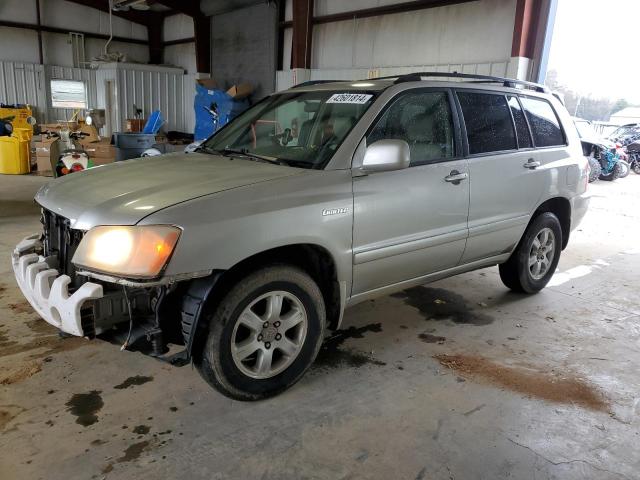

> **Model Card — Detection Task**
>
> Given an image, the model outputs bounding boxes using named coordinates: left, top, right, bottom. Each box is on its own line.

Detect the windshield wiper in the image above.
left=196, top=144, right=221, bottom=155
left=218, top=148, right=281, bottom=165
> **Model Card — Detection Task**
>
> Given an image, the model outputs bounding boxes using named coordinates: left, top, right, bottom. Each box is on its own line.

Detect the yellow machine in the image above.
left=0, top=105, right=34, bottom=175
left=0, top=105, right=34, bottom=137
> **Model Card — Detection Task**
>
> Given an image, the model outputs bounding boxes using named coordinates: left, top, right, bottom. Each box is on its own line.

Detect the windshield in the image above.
left=202, top=90, right=376, bottom=169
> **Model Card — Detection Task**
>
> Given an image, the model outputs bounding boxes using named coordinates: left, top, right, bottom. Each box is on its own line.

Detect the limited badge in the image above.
left=322, top=207, right=349, bottom=216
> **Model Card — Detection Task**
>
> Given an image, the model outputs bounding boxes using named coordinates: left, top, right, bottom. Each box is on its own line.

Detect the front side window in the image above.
left=367, top=91, right=455, bottom=165
left=457, top=92, right=517, bottom=155
left=203, top=90, right=376, bottom=169
left=508, top=96, right=533, bottom=148
left=520, top=97, right=565, bottom=147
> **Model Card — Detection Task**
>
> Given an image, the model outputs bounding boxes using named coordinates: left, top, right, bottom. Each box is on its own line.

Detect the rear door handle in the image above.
left=444, top=170, right=468, bottom=185
left=523, top=159, right=541, bottom=169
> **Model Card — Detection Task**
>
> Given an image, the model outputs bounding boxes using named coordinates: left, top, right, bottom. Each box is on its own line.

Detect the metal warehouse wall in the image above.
left=0, top=62, right=45, bottom=115
left=278, top=0, right=521, bottom=90
left=0, top=61, right=195, bottom=134
left=0, top=0, right=149, bottom=67
left=114, top=66, right=196, bottom=134
left=210, top=3, right=278, bottom=99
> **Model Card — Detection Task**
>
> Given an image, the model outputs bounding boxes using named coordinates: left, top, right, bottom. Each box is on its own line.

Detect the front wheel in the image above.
left=195, top=265, right=326, bottom=401
left=499, top=212, right=562, bottom=294
left=632, top=160, right=640, bottom=175
left=587, top=156, right=601, bottom=183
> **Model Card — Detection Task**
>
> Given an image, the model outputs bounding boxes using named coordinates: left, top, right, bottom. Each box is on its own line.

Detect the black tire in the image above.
left=195, top=265, right=326, bottom=401
left=619, top=160, right=630, bottom=178
left=599, top=162, right=622, bottom=181
left=587, top=156, right=601, bottom=183
left=499, top=212, right=562, bottom=294
left=632, top=161, right=640, bottom=175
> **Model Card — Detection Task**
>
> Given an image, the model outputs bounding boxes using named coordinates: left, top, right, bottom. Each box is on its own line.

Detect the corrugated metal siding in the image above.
left=0, top=61, right=47, bottom=119
left=1, top=61, right=195, bottom=133
left=276, top=62, right=511, bottom=91
left=116, top=68, right=194, bottom=133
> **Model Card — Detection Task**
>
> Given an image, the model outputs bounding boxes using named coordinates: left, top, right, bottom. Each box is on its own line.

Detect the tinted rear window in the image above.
left=520, top=97, right=565, bottom=147
left=508, top=96, right=533, bottom=148
left=457, top=92, right=517, bottom=155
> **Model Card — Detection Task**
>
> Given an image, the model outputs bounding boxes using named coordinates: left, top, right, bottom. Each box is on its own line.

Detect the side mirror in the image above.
left=361, top=139, right=410, bottom=173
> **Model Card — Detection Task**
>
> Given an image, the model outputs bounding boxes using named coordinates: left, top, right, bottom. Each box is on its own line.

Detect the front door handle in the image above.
left=523, top=159, right=541, bottom=169
left=444, top=170, right=469, bottom=185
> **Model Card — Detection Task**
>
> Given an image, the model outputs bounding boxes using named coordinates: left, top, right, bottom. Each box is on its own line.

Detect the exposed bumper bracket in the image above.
left=12, top=234, right=104, bottom=337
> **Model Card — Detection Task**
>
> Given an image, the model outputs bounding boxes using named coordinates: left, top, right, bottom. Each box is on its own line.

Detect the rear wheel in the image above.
left=632, top=160, right=640, bottom=175
left=599, top=162, right=622, bottom=181
left=618, top=160, right=630, bottom=178
left=195, top=265, right=326, bottom=401
left=499, top=212, right=562, bottom=294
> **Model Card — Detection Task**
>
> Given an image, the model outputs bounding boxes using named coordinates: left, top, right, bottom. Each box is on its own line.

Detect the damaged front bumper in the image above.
left=11, top=234, right=104, bottom=337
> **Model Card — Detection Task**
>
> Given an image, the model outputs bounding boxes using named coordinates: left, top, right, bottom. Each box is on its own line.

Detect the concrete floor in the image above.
left=1, top=173, right=639, bottom=480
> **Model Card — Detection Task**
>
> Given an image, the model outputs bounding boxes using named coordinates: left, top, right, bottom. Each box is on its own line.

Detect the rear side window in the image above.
left=508, top=96, right=532, bottom=148
left=520, top=97, right=565, bottom=147
left=457, top=92, right=517, bottom=154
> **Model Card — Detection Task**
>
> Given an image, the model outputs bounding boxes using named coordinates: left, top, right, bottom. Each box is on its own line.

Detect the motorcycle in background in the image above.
left=42, top=129, right=93, bottom=177
left=625, top=139, right=640, bottom=174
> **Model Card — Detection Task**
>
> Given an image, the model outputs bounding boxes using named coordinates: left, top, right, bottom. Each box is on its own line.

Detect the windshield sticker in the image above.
left=326, top=93, right=373, bottom=104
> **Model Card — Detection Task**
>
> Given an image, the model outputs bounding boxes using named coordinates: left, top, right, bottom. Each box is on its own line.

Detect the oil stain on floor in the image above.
left=435, top=354, right=609, bottom=411
left=113, top=375, right=154, bottom=390
left=100, top=440, right=152, bottom=475
left=314, top=323, right=386, bottom=370
left=392, top=287, right=494, bottom=325
left=65, top=391, right=104, bottom=427
left=419, top=333, right=446, bottom=344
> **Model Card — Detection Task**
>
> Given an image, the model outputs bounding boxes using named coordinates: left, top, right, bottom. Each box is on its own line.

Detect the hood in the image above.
left=579, top=135, right=616, bottom=150
left=35, top=153, right=302, bottom=229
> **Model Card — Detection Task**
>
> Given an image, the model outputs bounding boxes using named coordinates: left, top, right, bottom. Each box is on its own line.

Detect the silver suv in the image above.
left=13, top=73, right=589, bottom=400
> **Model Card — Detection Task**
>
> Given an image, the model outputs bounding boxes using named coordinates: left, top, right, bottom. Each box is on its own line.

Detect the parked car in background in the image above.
left=608, top=123, right=640, bottom=145
left=13, top=73, right=589, bottom=400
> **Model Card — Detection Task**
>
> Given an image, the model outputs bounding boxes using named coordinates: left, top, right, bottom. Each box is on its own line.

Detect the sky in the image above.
left=547, top=0, right=640, bottom=103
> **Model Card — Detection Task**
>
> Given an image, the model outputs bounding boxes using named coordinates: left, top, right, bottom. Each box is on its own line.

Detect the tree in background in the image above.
left=610, top=98, right=630, bottom=116
left=545, top=70, right=633, bottom=122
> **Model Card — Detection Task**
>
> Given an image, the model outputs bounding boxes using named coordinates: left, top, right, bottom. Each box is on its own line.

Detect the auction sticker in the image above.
left=326, top=93, right=373, bottom=104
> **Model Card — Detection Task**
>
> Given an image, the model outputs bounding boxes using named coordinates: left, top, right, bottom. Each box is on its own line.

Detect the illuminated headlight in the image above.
left=72, top=225, right=181, bottom=278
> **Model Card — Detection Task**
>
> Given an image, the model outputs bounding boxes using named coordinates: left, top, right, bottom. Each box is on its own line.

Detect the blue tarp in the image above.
left=194, top=83, right=249, bottom=141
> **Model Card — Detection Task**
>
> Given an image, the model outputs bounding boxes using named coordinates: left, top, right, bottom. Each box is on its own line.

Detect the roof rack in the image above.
left=291, top=80, right=343, bottom=89
left=367, top=71, right=548, bottom=93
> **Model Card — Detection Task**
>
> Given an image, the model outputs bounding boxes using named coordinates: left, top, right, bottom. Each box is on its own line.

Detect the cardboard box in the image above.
left=81, top=139, right=116, bottom=165
left=33, top=138, right=55, bottom=157
left=226, top=83, right=253, bottom=99
left=197, top=78, right=218, bottom=90
left=39, top=122, right=77, bottom=133
left=126, top=119, right=145, bottom=132
left=78, top=122, right=100, bottom=143
left=36, top=155, right=52, bottom=174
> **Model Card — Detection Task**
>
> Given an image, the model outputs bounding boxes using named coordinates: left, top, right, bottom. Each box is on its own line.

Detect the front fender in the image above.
left=140, top=169, right=355, bottom=293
